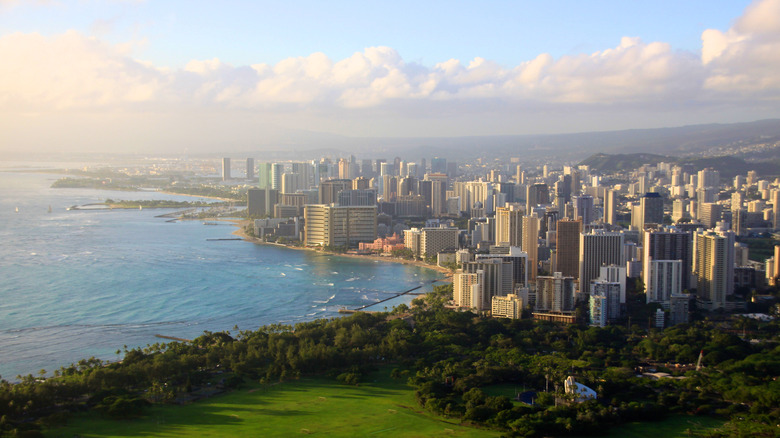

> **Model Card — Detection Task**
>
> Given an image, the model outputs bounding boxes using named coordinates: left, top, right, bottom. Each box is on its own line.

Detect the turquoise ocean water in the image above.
left=0, top=166, right=441, bottom=379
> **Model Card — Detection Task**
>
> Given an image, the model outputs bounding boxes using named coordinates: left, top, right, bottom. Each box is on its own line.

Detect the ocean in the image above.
left=0, top=166, right=441, bottom=380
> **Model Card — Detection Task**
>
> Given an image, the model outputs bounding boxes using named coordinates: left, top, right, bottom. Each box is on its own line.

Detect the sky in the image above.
left=1, top=0, right=779, bottom=154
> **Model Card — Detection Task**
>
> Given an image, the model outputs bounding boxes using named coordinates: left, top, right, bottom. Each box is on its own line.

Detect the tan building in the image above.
left=693, top=223, right=734, bottom=310
left=453, top=271, right=483, bottom=309
left=421, top=228, right=459, bottom=258
left=495, top=205, right=523, bottom=247
left=304, top=204, right=377, bottom=248
left=491, top=294, right=523, bottom=319
left=522, top=215, right=540, bottom=282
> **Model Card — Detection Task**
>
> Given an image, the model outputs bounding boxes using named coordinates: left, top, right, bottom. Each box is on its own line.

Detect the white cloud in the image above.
left=1, top=0, right=779, bottom=125
left=702, top=0, right=780, bottom=97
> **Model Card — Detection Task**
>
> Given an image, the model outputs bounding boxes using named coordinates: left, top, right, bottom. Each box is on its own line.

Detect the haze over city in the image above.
left=2, top=0, right=780, bottom=154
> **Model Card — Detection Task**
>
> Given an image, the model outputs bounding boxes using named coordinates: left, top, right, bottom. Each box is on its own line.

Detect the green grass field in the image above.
left=590, top=414, right=725, bottom=438
left=47, top=369, right=499, bottom=437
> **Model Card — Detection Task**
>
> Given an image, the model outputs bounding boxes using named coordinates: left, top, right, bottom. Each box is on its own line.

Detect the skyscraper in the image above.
left=304, top=205, right=378, bottom=248
left=643, top=227, right=693, bottom=292
left=645, top=260, right=683, bottom=304
left=536, top=272, right=575, bottom=312
left=453, top=271, right=483, bottom=309
left=573, top=195, right=594, bottom=225
left=271, top=163, right=284, bottom=191
left=693, top=223, right=735, bottom=310
left=495, top=205, right=523, bottom=247
left=462, top=258, right=513, bottom=310
left=522, top=215, right=540, bottom=282
left=431, top=157, right=447, bottom=174
left=246, top=158, right=255, bottom=181
left=604, top=189, right=617, bottom=225
left=247, top=188, right=278, bottom=217
left=319, top=179, right=353, bottom=205
left=258, top=162, right=272, bottom=189
left=579, top=230, right=625, bottom=295
left=221, top=157, right=231, bottom=181
left=556, top=218, right=582, bottom=280
left=526, top=183, right=549, bottom=213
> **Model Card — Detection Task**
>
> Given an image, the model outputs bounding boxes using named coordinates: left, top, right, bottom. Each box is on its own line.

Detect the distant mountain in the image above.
left=580, top=153, right=780, bottom=178
left=676, top=156, right=780, bottom=179
left=579, top=153, right=671, bottom=173
left=241, top=118, right=780, bottom=163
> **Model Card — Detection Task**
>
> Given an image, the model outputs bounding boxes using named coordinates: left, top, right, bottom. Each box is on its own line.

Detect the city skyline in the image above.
left=2, top=0, right=779, bottom=154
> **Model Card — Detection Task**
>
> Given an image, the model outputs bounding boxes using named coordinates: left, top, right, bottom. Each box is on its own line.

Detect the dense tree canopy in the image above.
left=1, top=285, right=777, bottom=437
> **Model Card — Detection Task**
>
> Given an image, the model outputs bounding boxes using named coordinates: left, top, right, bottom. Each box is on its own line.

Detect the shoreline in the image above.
left=227, top=219, right=453, bottom=279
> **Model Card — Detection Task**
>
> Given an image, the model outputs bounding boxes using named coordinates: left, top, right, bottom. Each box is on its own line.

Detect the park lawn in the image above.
left=593, top=414, right=725, bottom=438
left=47, top=369, right=499, bottom=438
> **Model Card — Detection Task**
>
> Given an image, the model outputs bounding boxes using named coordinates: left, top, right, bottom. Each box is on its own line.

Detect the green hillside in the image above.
left=580, top=153, right=780, bottom=178
left=579, top=153, right=670, bottom=173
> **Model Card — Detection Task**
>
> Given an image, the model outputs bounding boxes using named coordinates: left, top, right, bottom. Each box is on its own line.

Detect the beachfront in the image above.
left=229, top=219, right=453, bottom=278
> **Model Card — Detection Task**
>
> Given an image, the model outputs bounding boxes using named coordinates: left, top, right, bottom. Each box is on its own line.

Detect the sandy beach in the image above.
left=227, top=219, right=453, bottom=278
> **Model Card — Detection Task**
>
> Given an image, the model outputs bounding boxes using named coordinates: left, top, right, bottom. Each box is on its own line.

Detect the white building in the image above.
left=646, top=260, right=683, bottom=306
left=491, top=294, right=523, bottom=319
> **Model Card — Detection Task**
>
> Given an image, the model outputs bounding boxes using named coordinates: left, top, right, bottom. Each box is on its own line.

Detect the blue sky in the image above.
left=1, top=0, right=778, bottom=153
left=5, top=0, right=751, bottom=67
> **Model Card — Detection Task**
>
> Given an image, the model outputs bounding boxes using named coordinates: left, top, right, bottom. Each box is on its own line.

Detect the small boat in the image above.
left=48, top=205, right=52, bottom=213
left=15, top=207, right=19, bottom=213
left=139, top=206, right=143, bottom=210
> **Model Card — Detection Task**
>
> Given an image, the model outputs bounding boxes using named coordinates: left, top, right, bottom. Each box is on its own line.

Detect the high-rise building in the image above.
left=693, top=223, right=735, bottom=310
left=645, top=260, right=683, bottom=304
left=337, top=158, right=353, bottom=180
left=772, top=190, right=780, bottom=230
left=632, top=192, right=664, bottom=230
left=579, top=230, right=625, bottom=294
left=604, top=189, right=617, bottom=225
left=589, top=293, right=608, bottom=327
left=247, top=188, right=279, bottom=217
left=281, top=173, right=297, bottom=194
left=643, top=227, right=693, bottom=292
left=573, top=195, right=594, bottom=225
left=599, top=265, right=627, bottom=304
left=697, top=168, right=720, bottom=189
left=303, top=205, right=378, bottom=248
left=337, top=189, right=377, bottom=207
left=589, top=281, right=621, bottom=326
left=495, top=205, right=523, bottom=247
left=476, top=246, right=529, bottom=288
left=246, top=158, right=255, bottom=181
left=319, top=179, right=353, bottom=205
left=672, top=199, right=689, bottom=222
left=696, top=187, right=718, bottom=218
left=271, top=163, right=284, bottom=190
left=556, top=219, right=582, bottom=280
left=453, top=271, right=483, bottom=309
left=431, top=157, right=447, bottom=174
left=420, top=227, right=459, bottom=258
left=462, top=258, right=513, bottom=309
left=641, top=192, right=664, bottom=226
left=382, top=175, right=398, bottom=201
left=361, top=159, right=374, bottom=178
left=492, top=294, right=523, bottom=319
left=536, top=272, right=575, bottom=312
left=669, top=293, right=691, bottom=325
left=430, top=179, right=446, bottom=217
left=522, top=215, right=540, bottom=282
left=222, top=157, right=231, bottom=181
left=526, top=183, right=550, bottom=212
left=258, top=162, right=272, bottom=189
left=699, top=203, right=722, bottom=229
